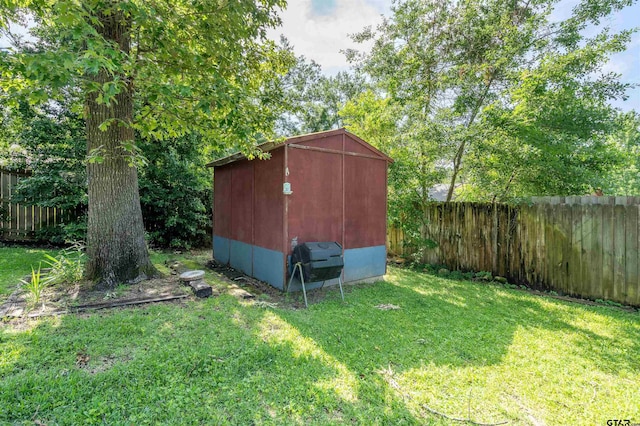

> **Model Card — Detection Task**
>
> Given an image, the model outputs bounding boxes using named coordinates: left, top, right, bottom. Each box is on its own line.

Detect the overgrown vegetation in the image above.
left=1, top=247, right=638, bottom=425
left=137, top=134, right=212, bottom=249
left=0, top=246, right=61, bottom=303
left=0, top=101, right=212, bottom=249
left=41, top=242, right=85, bottom=287
left=19, top=264, right=46, bottom=307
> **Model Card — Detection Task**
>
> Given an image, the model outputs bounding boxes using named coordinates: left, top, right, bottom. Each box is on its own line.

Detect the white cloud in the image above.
left=268, top=0, right=388, bottom=71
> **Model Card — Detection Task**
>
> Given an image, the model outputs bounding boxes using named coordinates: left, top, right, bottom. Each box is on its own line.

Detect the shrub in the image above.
left=2, top=102, right=212, bottom=248
left=42, top=242, right=85, bottom=286
left=138, top=134, right=212, bottom=249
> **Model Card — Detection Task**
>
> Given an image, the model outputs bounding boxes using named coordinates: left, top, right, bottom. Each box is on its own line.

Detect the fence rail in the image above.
left=0, top=168, right=66, bottom=241
left=530, top=195, right=640, bottom=205
left=387, top=201, right=640, bottom=307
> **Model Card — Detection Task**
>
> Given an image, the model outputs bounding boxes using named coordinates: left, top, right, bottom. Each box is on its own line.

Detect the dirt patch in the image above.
left=75, top=350, right=133, bottom=375
left=1, top=256, right=350, bottom=326
left=206, top=259, right=347, bottom=309
left=1, top=274, right=194, bottom=320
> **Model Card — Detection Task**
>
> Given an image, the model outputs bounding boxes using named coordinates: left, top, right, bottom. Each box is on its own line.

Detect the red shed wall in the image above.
left=287, top=148, right=343, bottom=247
left=230, top=160, right=254, bottom=244
left=286, top=133, right=388, bottom=250
left=214, top=129, right=388, bottom=287
left=344, top=155, right=387, bottom=248
left=213, top=166, right=232, bottom=239
left=344, top=135, right=378, bottom=156
left=214, top=152, right=284, bottom=250
left=254, top=149, right=284, bottom=251
left=296, top=134, right=343, bottom=151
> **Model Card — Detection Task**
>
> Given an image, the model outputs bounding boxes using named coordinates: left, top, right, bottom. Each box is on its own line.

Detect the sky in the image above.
left=2, top=0, right=637, bottom=112
left=268, top=0, right=640, bottom=112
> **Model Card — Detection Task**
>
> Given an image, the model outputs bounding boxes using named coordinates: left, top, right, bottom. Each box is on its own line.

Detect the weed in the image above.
left=598, top=299, right=624, bottom=308
left=256, top=293, right=271, bottom=301
left=42, top=242, right=85, bottom=286
left=20, top=264, right=47, bottom=307
left=449, top=270, right=475, bottom=281
left=474, top=271, right=493, bottom=282
left=0, top=247, right=60, bottom=301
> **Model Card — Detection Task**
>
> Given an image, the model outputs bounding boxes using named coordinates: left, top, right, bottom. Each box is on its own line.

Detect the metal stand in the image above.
left=288, top=262, right=344, bottom=308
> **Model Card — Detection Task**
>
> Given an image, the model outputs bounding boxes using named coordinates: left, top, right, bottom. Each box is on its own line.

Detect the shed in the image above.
left=207, top=128, right=393, bottom=291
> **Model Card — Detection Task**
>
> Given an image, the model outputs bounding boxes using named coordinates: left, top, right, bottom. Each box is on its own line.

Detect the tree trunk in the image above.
left=84, top=7, right=158, bottom=289
left=446, top=139, right=466, bottom=202
left=446, top=74, right=497, bottom=202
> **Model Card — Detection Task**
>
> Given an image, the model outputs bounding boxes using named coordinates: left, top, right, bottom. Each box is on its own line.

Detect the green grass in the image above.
left=0, top=246, right=61, bottom=302
left=1, top=248, right=639, bottom=425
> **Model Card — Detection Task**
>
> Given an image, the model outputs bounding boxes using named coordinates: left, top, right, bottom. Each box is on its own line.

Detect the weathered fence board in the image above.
left=0, top=168, right=66, bottom=241
left=613, top=205, right=626, bottom=302
left=531, top=195, right=640, bottom=205
left=387, top=200, right=640, bottom=307
left=625, top=206, right=639, bottom=305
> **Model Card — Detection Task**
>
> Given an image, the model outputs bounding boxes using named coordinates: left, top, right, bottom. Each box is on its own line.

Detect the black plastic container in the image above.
left=291, top=242, right=343, bottom=282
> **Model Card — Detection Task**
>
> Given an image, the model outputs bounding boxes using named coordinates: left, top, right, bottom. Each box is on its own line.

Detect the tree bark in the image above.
left=446, top=74, right=496, bottom=202
left=84, top=7, right=158, bottom=289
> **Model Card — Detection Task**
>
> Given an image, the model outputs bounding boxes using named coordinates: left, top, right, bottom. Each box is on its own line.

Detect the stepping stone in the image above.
left=179, top=270, right=206, bottom=283
left=179, top=270, right=212, bottom=298
left=228, top=284, right=255, bottom=300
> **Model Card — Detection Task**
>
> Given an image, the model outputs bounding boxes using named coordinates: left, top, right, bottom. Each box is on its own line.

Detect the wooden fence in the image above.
left=387, top=199, right=640, bottom=307
left=0, top=168, right=67, bottom=241
left=530, top=195, right=640, bottom=205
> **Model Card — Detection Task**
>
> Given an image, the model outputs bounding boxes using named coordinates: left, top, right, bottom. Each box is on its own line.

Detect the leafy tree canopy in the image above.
left=276, top=48, right=367, bottom=136
left=600, top=112, right=640, bottom=195
left=1, top=0, right=292, bottom=157
left=0, top=0, right=293, bottom=287
left=336, top=0, right=638, bottom=249
left=345, top=0, right=636, bottom=203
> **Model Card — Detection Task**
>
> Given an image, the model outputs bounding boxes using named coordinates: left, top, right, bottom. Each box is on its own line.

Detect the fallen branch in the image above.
left=381, top=366, right=509, bottom=426
left=26, top=294, right=189, bottom=318
left=375, top=303, right=401, bottom=310
left=421, top=403, right=508, bottom=426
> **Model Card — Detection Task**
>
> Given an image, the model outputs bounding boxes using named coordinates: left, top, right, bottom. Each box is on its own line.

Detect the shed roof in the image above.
left=206, top=128, right=393, bottom=168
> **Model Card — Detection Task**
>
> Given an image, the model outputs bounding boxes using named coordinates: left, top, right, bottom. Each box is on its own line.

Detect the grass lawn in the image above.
left=1, top=248, right=639, bottom=425
left=0, top=246, right=61, bottom=303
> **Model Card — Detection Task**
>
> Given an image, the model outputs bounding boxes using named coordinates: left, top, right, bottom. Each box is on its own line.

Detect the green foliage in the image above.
left=277, top=51, right=367, bottom=135
left=341, top=90, right=437, bottom=243
left=475, top=271, right=494, bottom=281
left=42, top=242, right=85, bottom=287
left=19, top=263, right=46, bottom=306
left=0, top=99, right=88, bottom=243
left=1, top=0, right=293, bottom=284
left=1, top=0, right=292, bottom=156
left=138, top=134, right=212, bottom=249
left=345, top=0, right=637, bottom=214
left=601, top=112, right=640, bottom=195
left=0, top=246, right=61, bottom=301
left=0, top=101, right=212, bottom=248
left=34, top=220, right=88, bottom=245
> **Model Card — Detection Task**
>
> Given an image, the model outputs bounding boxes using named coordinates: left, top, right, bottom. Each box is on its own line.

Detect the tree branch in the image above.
left=380, top=366, right=509, bottom=426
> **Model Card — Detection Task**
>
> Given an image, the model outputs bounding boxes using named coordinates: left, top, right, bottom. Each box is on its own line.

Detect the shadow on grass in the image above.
left=0, top=296, right=421, bottom=425
left=271, top=268, right=640, bottom=423
left=278, top=266, right=640, bottom=377
left=1, top=266, right=638, bottom=424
